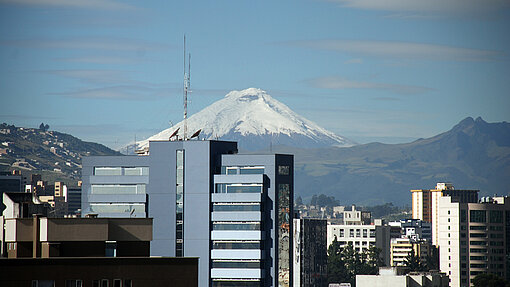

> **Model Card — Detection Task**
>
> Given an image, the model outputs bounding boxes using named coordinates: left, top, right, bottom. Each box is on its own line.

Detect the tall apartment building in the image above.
left=411, top=183, right=479, bottom=245
left=82, top=140, right=293, bottom=287
left=293, top=218, right=327, bottom=287
left=438, top=196, right=510, bottom=287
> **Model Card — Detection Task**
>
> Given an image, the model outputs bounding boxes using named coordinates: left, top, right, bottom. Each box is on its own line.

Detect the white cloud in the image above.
left=326, top=0, right=510, bottom=14
left=308, top=76, right=432, bottom=95
left=0, top=37, right=171, bottom=52
left=0, top=0, right=137, bottom=10
left=293, top=40, right=503, bottom=62
left=50, top=85, right=174, bottom=100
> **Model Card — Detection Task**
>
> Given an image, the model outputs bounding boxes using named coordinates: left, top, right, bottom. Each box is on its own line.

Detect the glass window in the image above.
left=91, top=184, right=145, bottom=195
left=123, top=280, right=132, bottom=287
left=490, top=210, right=503, bottom=223
left=240, top=167, right=264, bottom=174
left=278, top=166, right=290, bottom=175
left=90, top=203, right=145, bottom=214
left=470, top=210, right=486, bottom=223
left=212, top=241, right=261, bottom=249
left=213, top=222, right=261, bottom=230
left=113, top=280, right=121, bottom=287
left=215, top=184, right=263, bottom=193
left=124, top=167, right=149, bottom=176
left=460, top=210, right=467, bottom=223
left=212, top=260, right=262, bottom=269
left=213, top=203, right=261, bottom=212
left=101, top=279, right=108, bottom=287
left=94, top=167, right=121, bottom=176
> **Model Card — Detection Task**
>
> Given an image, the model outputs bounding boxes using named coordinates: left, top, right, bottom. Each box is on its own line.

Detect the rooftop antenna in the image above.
left=183, top=35, right=191, bottom=141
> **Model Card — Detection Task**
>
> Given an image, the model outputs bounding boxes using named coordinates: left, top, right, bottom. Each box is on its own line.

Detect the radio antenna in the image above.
left=183, top=35, right=191, bottom=141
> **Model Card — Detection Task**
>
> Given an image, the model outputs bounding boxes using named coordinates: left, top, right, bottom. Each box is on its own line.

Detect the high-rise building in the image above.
left=81, top=140, right=293, bottom=287
left=411, top=183, right=479, bottom=245
left=438, top=196, right=510, bottom=287
left=293, top=218, right=327, bottom=287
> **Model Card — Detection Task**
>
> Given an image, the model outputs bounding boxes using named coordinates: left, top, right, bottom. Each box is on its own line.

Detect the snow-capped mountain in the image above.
left=136, top=88, right=356, bottom=151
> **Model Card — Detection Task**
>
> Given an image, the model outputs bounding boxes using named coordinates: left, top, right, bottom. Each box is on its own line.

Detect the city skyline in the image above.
left=1, top=0, right=509, bottom=149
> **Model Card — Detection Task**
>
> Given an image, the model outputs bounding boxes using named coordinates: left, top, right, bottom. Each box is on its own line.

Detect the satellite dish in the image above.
left=190, top=129, right=201, bottom=140
left=169, top=128, right=180, bottom=141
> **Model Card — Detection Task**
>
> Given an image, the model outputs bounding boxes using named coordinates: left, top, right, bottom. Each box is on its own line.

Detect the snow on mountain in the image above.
left=136, top=88, right=356, bottom=150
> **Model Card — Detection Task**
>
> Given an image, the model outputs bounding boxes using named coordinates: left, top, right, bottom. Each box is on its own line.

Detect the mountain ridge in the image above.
left=136, top=88, right=356, bottom=151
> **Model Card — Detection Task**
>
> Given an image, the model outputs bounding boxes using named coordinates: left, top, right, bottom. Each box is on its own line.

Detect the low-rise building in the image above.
left=356, top=267, right=449, bottom=287
left=327, top=217, right=391, bottom=266
left=3, top=216, right=152, bottom=258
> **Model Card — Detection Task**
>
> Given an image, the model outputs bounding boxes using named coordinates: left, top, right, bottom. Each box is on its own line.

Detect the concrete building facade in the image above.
left=438, top=196, right=510, bottom=287
left=411, top=183, right=479, bottom=246
left=327, top=218, right=391, bottom=266
left=82, top=140, right=293, bottom=287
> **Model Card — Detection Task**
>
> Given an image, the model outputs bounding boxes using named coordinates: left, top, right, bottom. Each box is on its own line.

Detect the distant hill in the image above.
left=0, top=123, right=121, bottom=180
left=270, top=117, right=510, bottom=205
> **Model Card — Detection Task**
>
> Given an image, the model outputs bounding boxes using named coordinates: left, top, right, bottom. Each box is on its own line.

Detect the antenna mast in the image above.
left=183, top=35, right=191, bottom=141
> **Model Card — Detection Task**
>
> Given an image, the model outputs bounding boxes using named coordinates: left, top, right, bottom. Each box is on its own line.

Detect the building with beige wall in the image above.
left=3, top=217, right=152, bottom=258
left=411, top=183, right=478, bottom=246
left=390, top=237, right=431, bottom=267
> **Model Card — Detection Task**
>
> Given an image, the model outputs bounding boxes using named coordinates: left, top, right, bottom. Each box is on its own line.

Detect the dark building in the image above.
left=67, top=187, right=81, bottom=216
left=0, top=257, right=198, bottom=287
left=293, top=218, right=327, bottom=287
left=0, top=171, right=23, bottom=214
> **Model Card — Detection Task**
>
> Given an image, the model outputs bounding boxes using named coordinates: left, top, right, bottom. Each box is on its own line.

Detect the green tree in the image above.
left=472, top=273, right=510, bottom=287
left=328, top=241, right=383, bottom=286
left=404, top=249, right=426, bottom=272
left=327, top=237, right=349, bottom=284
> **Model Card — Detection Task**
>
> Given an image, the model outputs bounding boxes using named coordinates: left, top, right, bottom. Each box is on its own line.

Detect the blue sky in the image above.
left=1, top=0, right=509, bottom=149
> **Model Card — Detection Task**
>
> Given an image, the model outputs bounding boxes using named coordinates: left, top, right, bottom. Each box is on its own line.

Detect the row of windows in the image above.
left=212, top=203, right=261, bottom=212
left=89, top=203, right=145, bottom=214
left=222, top=166, right=265, bottom=175
left=94, top=167, right=148, bottom=176
left=212, top=260, right=262, bottom=269
left=336, top=228, right=376, bottom=238
left=469, top=210, right=504, bottom=223
left=32, top=279, right=132, bottom=287
left=91, top=184, right=146, bottom=195
left=212, top=281, right=261, bottom=287
left=212, top=241, right=262, bottom=250
left=213, top=222, right=261, bottom=231
left=215, top=184, right=263, bottom=194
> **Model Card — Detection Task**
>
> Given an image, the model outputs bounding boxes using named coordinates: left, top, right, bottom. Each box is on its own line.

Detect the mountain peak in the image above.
left=137, top=88, right=356, bottom=150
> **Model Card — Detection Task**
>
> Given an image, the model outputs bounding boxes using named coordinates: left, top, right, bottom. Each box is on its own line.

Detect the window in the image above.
left=460, top=210, right=467, bottom=223
left=101, top=280, right=109, bottom=287
left=32, top=281, right=55, bottom=287
left=278, top=166, right=290, bottom=175
left=339, top=229, right=344, bottom=237
left=470, top=210, right=486, bottom=223
left=215, top=184, right=263, bottom=194
left=212, top=260, right=262, bottom=268
left=123, top=280, right=132, bottom=287
left=363, top=229, right=367, bottom=238
left=113, top=279, right=121, bottom=287
left=213, top=241, right=262, bottom=249
left=213, top=222, right=261, bottom=230
left=93, top=281, right=100, bottom=287
left=240, top=167, right=264, bottom=174
left=91, top=184, right=146, bottom=195
left=176, top=149, right=184, bottom=257
left=65, top=280, right=83, bottom=287
left=212, top=203, right=261, bottom=212
left=489, top=210, right=503, bottom=223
